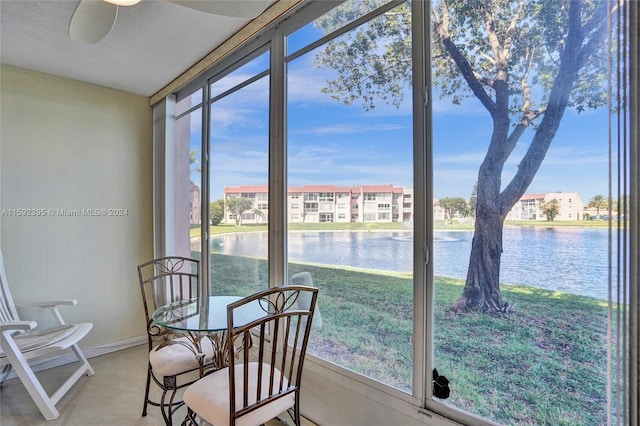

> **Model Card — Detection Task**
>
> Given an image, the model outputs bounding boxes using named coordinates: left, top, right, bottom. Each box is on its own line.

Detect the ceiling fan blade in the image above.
left=69, top=0, right=118, bottom=44
left=169, top=0, right=269, bottom=19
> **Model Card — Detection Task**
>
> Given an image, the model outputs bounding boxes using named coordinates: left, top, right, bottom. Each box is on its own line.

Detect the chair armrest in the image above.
left=0, top=320, right=37, bottom=332
left=16, top=299, right=78, bottom=308
left=15, top=300, right=78, bottom=326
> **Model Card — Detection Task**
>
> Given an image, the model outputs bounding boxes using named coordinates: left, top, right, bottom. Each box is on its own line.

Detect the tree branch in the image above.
left=518, top=44, right=536, bottom=113
left=436, top=0, right=496, bottom=113
left=500, top=0, right=592, bottom=209
left=501, top=0, right=526, bottom=60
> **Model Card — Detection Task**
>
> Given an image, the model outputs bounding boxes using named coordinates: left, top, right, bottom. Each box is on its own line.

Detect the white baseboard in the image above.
left=3, top=335, right=147, bottom=380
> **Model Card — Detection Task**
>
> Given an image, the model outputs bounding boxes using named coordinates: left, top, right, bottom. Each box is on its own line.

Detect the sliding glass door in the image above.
left=207, top=50, right=271, bottom=297
left=285, top=0, right=415, bottom=392
left=430, top=1, right=615, bottom=424
left=175, top=90, right=204, bottom=261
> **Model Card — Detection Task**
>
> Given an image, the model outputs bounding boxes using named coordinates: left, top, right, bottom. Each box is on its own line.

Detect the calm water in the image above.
left=211, top=227, right=612, bottom=300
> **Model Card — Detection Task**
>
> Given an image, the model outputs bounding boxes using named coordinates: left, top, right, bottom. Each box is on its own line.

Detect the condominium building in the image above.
left=189, top=181, right=201, bottom=225
left=506, top=191, right=585, bottom=221
left=223, top=184, right=413, bottom=224
left=219, top=186, right=586, bottom=224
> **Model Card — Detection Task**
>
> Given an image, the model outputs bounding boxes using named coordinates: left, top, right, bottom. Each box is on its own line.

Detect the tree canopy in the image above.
left=588, top=194, right=608, bottom=216
left=539, top=199, right=560, bottom=221
left=210, top=199, right=225, bottom=225
left=439, top=197, right=469, bottom=220
left=226, top=197, right=254, bottom=226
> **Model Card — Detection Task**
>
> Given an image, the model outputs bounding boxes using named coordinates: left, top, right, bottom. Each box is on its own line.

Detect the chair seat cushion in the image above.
left=0, top=324, right=78, bottom=358
left=149, top=335, right=217, bottom=377
left=183, top=362, right=295, bottom=426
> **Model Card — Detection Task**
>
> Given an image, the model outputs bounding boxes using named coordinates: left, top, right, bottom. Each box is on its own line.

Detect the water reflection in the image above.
left=211, top=228, right=613, bottom=300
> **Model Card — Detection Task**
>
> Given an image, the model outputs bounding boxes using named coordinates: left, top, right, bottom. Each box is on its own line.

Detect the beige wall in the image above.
left=0, top=65, right=153, bottom=351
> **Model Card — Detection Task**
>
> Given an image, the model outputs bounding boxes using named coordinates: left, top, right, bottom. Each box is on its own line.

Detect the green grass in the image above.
left=433, top=279, right=609, bottom=425
left=192, top=221, right=414, bottom=238
left=205, top=253, right=612, bottom=425
left=190, top=219, right=608, bottom=238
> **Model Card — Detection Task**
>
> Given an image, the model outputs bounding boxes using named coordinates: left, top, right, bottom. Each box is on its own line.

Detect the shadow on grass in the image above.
left=207, top=253, right=611, bottom=425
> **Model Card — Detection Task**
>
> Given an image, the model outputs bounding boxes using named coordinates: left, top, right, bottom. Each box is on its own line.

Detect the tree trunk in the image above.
left=451, top=196, right=509, bottom=313
left=445, top=0, right=606, bottom=314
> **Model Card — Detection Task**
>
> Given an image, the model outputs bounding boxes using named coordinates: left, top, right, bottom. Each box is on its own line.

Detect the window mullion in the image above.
left=201, top=83, right=211, bottom=296
left=269, top=28, right=286, bottom=288
left=411, top=0, right=429, bottom=405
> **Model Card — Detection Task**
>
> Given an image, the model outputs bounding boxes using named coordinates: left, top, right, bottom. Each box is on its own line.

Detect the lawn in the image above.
left=206, top=252, right=612, bottom=426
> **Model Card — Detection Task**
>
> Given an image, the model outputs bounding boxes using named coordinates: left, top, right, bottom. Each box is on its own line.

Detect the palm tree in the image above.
left=189, top=149, right=201, bottom=174
left=588, top=195, right=607, bottom=218
left=539, top=199, right=560, bottom=221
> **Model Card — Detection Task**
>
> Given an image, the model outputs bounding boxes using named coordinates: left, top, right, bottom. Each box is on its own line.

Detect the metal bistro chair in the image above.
left=183, top=285, right=319, bottom=426
left=137, top=256, right=216, bottom=425
left=0, top=249, right=94, bottom=421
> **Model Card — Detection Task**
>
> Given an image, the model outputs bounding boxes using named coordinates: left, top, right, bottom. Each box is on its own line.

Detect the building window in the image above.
left=319, top=192, right=334, bottom=202
left=304, top=203, right=318, bottom=213
left=319, top=213, right=334, bottom=222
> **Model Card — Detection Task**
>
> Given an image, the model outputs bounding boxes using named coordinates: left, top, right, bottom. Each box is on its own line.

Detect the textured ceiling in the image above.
left=0, top=0, right=262, bottom=97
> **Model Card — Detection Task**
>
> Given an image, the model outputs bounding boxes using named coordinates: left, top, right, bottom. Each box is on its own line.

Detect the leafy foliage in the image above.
left=588, top=194, right=607, bottom=216
left=439, top=196, right=469, bottom=219
left=315, top=0, right=608, bottom=116
left=226, top=197, right=254, bottom=226
left=539, top=198, right=560, bottom=221
left=313, top=0, right=412, bottom=110
left=469, top=182, right=478, bottom=219
left=210, top=199, right=225, bottom=225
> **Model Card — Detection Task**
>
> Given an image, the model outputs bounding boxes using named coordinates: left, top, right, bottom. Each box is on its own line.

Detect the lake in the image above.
left=210, top=227, right=612, bottom=300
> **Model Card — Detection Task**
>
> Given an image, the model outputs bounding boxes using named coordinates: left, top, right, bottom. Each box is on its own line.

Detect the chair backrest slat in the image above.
left=0, top=249, right=20, bottom=324
left=226, top=285, right=318, bottom=425
left=137, top=256, right=199, bottom=348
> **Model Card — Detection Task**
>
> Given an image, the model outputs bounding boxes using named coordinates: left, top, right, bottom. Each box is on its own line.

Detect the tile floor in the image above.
left=0, top=344, right=288, bottom=426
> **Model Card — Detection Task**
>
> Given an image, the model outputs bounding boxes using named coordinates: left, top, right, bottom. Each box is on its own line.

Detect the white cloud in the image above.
left=292, top=122, right=405, bottom=136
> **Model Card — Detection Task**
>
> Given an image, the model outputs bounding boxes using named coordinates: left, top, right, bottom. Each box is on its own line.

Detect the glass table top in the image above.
left=151, top=296, right=263, bottom=332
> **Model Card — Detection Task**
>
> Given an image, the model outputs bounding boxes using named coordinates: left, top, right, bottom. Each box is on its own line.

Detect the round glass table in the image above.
left=151, top=296, right=264, bottom=376
left=152, top=296, right=243, bottom=333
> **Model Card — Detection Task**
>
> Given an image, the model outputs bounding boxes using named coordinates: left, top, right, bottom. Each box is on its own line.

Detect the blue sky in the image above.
left=192, top=11, right=611, bottom=206
left=431, top=99, right=610, bottom=202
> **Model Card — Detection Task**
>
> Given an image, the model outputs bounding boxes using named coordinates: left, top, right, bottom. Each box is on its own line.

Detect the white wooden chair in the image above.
left=0, top=249, right=94, bottom=420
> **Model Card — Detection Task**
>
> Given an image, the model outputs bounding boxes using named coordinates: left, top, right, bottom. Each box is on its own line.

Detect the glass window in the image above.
left=176, top=88, right=203, bottom=116
left=209, top=52, right=269, bottom=100
left=287, top=0, right=414, bottom=392
left=431, top=1, right=613, bottom=424
left=175, top=98, right=203, bottom=260
left=286, top=1, right=390, bottom=56
left=208, top=51, right=270, bottom=297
